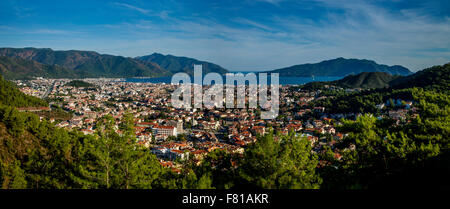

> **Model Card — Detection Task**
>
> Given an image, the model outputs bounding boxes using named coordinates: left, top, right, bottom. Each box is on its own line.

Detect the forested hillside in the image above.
left=319, top=89, right=450, bottom=188
left=0, top=56, right=78, bottom=80
left=64, top=80, right=95, bottom=88
left=389, top=63, right=450, bottom=91
left=0, top=75, right=48, bottom=107
left=335, top=72, right=400, bottom=89
left=307, top=63, right=450, bottom=188
left=313, top=63, right=450, bottom=114
left=0, top=109, right=321, bottom=189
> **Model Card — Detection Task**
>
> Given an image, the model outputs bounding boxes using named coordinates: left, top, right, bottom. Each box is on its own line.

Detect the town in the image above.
left=13, top=77, right=418, bottom=173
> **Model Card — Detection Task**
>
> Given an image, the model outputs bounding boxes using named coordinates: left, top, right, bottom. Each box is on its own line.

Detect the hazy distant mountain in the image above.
left=267, top=57, right=412, bottom=77
left=0, top=47, right=170, bottom=78
left=136, top=53, right=229, bottom=76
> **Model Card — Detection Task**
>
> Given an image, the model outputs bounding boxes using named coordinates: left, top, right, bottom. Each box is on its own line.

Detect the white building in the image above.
left=153, top=125, right=178, bottom=137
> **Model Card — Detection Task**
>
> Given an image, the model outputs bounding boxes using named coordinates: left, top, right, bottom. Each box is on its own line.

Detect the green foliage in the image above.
left=301, top=81, right=328, bottom=91
left=190, top=149, right=236, bottom=189
left=177, top=134, right=188, bottom=141
left=64, top=80, right=95, bottom=88
left=0, top=75, right=48, bottom=107
left=314, top=88, right=415, bottom=114
left=0, top=56, right=77, bottom=80
left=389, top=63, right=450, bottom=92
left=0, top=108, right=171, bottom=189
left=314, top=62, right=450, bottom=114
left=179, top=170, right=214, bottom=189
left=71, top=114, right=165, bottom=189
left=34, top=106, right=72, bottom=121
left=0, top=160, right=27, bottom=189
left=315, top=64, right=450, bottom=189
left=334, top=72, right=400, bottom=89
left=320, top=89, right=450, bottom=189
left=238, top=132, right=322, bottom=189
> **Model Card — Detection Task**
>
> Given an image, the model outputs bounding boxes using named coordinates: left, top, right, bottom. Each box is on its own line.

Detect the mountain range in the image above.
left=136, top=53, right=228, bottom=75
left=0, top=48, right=170, bottom=79
left=0, top=56, right=78, bottom=80
left=302, top=62, right=449, bottom=90
left=267, top=57, right=412, bottom=77
left=0, top=47, right=413, bottom=80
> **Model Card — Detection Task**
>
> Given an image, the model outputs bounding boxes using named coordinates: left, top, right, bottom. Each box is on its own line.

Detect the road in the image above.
left=42, top=80, right=56, bottom=98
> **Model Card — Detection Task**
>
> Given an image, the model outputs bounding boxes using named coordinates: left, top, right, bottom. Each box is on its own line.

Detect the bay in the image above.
left=124, top=75, right=343, bottom=85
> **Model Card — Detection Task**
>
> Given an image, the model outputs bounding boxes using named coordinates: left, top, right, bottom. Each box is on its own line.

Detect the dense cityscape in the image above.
left=12, top=77, right=419, bottom=174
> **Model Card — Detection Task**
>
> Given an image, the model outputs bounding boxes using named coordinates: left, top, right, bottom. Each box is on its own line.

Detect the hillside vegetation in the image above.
left=0, top=75, right=48, bottom=107
left=311, top=63, right=450, bottom=189
left=64, top=80, right=95, bottom=88
left=389, top=63, right=450, bottom=91
left=335, top=72, right=400, bottom=89
left=313, top=62, right=450, bottom=114
left=0, top=56, right=77, bottom=80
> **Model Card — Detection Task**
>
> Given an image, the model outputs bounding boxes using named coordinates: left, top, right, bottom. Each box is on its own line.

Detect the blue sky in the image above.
left=0, top=0, right=449, bottom=72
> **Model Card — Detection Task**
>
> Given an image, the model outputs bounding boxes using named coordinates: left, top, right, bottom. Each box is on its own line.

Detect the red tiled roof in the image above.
left=171, top=150, right=184, bottom=154
left=156, top=125, right=175, bottom=129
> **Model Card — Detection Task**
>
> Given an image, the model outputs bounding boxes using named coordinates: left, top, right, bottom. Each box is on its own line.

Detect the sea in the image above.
left=124, top=74, right=343, bottom=85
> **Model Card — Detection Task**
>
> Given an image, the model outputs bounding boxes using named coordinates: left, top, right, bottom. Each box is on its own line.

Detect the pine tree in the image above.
left=238, top=131, right=322, bottom=189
